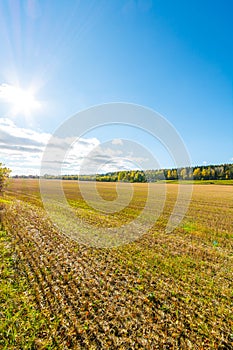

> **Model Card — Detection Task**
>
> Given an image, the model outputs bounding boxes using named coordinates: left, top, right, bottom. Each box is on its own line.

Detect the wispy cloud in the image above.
left=0, top=118, right=99, bottom=175
left=1, top=118, right=155, bottom=175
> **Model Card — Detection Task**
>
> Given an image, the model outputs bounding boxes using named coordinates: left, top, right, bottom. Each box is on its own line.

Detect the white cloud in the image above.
left=0, top=117, right=50, bottom=147
left=112, top=138, right=123, bottom=145
left=0, top=118, right=100, bottom=175
left=1, top=118, right=157, bottom=176
left=75, top=141, right=152, bottom=175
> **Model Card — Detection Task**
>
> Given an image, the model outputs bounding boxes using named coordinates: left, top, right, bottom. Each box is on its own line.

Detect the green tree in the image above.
left=130, top=171, right=136, bottom=182
left=118, top=171, right=126, bottom=181
left=209, top=167, right=215, bottom=180
left=0, top=163, right=11, bottom=194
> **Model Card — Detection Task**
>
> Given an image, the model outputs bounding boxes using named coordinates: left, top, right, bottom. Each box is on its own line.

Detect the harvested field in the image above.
left=0, top=179, right=233, bottom=349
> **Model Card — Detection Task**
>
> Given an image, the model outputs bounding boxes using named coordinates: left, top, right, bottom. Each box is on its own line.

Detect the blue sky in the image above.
left=0, top=0, right=232, bottom=175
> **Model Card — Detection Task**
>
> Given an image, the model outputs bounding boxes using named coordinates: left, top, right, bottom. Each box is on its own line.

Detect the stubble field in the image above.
left=0, top=179, right=232, bottom=349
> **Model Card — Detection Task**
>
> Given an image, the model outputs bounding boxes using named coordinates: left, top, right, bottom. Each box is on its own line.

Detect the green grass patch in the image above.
left=0, top=197, right=12, bottom=204
left=164, top=179, right=233, bottom=185
left=182, top=222, right=198, bottom=233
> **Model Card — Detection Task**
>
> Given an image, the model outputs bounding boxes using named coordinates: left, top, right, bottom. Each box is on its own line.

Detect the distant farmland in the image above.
left=1, top=179, right=232, bottom=349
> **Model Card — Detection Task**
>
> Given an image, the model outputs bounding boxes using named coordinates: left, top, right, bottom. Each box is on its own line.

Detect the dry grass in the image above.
left=0, top=179, right=232, bottom=349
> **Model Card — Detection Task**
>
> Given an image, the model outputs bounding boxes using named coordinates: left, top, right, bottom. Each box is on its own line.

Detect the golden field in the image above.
left=0, top=179, right=232, bottom=349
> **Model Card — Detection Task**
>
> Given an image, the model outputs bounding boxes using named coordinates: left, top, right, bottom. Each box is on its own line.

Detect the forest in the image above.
left=14, top=163, right=233, bottom=182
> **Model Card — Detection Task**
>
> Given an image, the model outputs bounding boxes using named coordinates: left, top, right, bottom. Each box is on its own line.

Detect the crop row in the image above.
left=2, top=198, right=233, bottom=349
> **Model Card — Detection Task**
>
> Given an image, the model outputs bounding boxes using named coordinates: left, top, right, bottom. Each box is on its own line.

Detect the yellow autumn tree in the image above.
left=0, top=163, right=11, bottom=194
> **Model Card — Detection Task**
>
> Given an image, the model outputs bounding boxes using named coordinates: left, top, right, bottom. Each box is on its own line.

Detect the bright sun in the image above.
left=0, top=83, right=40, bottom=116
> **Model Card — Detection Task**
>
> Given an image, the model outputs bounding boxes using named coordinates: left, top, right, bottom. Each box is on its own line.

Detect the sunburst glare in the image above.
left=0, top=83, right=40, bottom=116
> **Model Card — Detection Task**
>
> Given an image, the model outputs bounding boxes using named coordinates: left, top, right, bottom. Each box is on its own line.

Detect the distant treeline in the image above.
left=13, top=163, right=233, bottom=182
